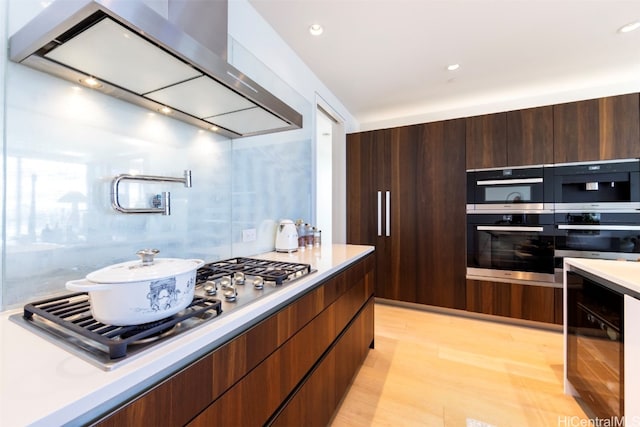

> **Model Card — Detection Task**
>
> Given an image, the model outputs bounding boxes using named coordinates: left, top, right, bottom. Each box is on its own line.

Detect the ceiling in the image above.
left=248, top=0, right=640, bottom=127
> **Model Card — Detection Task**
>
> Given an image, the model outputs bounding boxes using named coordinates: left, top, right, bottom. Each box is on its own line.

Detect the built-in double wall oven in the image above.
left=467, top=159, right=640, bottom=285
left=552, top=158, right=640, bottom=272
left=467, top=165, right=556, bottom=283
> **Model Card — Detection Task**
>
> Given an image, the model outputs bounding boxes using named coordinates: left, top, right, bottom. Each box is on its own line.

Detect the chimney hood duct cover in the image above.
left=9, top=0, right=302, bottom=138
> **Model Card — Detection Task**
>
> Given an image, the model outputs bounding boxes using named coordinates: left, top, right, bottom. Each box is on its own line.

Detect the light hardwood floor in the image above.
left=330, top=302, right=588, bottom=427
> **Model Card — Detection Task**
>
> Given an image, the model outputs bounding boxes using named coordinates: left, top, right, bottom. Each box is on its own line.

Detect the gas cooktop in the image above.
left=10, top=257, right=315, bottom=370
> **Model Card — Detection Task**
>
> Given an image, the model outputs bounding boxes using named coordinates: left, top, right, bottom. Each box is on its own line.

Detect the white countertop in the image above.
left=0, top=244, right=374, bottom=427
left=564, top=257, right=640, bottom=295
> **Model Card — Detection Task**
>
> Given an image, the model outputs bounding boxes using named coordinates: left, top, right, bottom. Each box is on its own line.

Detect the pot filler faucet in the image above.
left=111, top=170, right=192, bottom=215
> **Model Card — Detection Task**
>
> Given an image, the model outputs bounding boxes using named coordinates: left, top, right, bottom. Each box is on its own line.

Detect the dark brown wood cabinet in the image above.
left=466, top=93, right=640, bottom=169
left=466, top=279, right=562, bottom=325
left=347, top=120, right=466, bottom=309
left=466, top=106, right=554, bottom=169
left=506, top=105, right=554, bottom=166
left=271, top=299, right=374, bottom=427
left=413, top=121, right=467, bottom=309
left=346, top=129, right=392, bottom=300
left=93, top=253, right=375, bottom=427
left=466, top=112, right=507, bottom=169
left=553, top=93, right=640, bottom=163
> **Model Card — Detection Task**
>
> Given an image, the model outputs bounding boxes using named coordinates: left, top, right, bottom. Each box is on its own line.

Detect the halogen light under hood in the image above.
left=9, top=0, right=302, bottom=138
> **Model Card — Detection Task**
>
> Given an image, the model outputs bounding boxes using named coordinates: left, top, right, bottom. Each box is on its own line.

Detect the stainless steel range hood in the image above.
left=9, top=0, right=302, bottom=138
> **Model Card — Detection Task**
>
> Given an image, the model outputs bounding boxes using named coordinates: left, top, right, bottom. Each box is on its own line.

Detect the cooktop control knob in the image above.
left=224, top=287, right=237, bottom=302
left=203, top=281, right=217, bottom=296
left=233, top=272, right=245, bottom=286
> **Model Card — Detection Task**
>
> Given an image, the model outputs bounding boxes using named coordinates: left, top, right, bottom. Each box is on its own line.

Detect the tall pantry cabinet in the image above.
left=347, top=119, right=467, bottom=309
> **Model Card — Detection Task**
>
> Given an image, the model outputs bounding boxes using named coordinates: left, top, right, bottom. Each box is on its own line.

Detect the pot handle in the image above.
left=191, top=259, right=206, bottom=268
left=66, top=279, right=110, bottom=292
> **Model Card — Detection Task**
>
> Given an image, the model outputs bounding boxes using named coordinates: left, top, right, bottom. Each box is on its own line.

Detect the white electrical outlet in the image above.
left=242, top=228, right=257, bottom=242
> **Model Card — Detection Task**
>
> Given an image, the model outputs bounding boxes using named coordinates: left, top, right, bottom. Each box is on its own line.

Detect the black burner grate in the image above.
left=16, top=258, right=314, bottom=368
left=196, top=257, right=312, bottom=286
left=23, top=293, right=222, bottom=359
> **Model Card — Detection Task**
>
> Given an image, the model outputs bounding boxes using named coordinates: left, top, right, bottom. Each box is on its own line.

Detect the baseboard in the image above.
left=374, top=297, right=563, bottom=332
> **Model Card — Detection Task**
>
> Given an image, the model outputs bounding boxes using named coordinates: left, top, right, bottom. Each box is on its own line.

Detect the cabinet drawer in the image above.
left=466, top=279, right=560, bottom=324
left=271, top=298, right=375, bottom=427
left=189, top=268, right=373, bottom=426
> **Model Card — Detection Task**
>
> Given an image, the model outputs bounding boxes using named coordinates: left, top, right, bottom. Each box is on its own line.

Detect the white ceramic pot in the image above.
left=66, top=249, right=204, bottom=326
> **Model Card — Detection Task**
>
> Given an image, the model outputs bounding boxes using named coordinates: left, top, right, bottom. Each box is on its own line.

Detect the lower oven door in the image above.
left=554, top=213, right=640, bottom=262
left=466, top=213, right=555, bottom=282
left=566, top=271, right=624, bottom=419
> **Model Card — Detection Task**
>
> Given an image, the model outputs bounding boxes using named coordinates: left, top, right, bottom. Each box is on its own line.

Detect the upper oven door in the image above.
left=466, top=213, right=556, bottom=282
left=552, top=159, right=640, bottom=212
left=468, top=166, right=552, bottom=212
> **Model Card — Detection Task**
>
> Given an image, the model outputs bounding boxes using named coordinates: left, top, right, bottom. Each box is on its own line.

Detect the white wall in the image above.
left=227, top=0, right=358, bottom=134
left=360, top=68, right=640, bottom=131
left=315, top=110, right=332, bottom=243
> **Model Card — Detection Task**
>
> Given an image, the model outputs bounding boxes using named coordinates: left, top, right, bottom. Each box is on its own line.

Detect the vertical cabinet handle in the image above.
left=385, top=191, right=390, bottom=236
left=377, top=191, right=382, bottom=236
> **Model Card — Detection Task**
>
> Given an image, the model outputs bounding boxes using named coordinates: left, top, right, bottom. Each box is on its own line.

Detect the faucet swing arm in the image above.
left=111, top=170, right=192, bottom=215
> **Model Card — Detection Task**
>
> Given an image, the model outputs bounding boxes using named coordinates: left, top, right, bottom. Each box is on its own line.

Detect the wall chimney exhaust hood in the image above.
left=9, top=0, right=303, bottom=138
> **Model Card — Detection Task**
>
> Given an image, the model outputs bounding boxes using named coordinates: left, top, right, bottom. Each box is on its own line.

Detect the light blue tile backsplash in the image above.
left=1, top=2, right=312, bottom=310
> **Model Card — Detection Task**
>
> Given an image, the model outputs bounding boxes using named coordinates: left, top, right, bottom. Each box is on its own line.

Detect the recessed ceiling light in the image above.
left=210, top=125, right=219, bottom=132
left=159, top=106, right=172, bottom=114
left=618, top=21, right=640, bottom=33
left=80, top=77, right=102, bottom=88
left=447, top=64, right=460, bottom=71
left=309, top=24, right=323, bottom=36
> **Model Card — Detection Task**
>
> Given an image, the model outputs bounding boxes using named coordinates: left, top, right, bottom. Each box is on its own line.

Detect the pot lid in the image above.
left=86, top=249, right=204, bottom=283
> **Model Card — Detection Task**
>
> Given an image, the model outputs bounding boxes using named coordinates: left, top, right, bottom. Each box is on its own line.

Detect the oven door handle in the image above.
left=558, top=224, right=640, bottom=231
left=476, top=177, right=543, bottom=185
left=477, top=226, right=544, bottom=232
